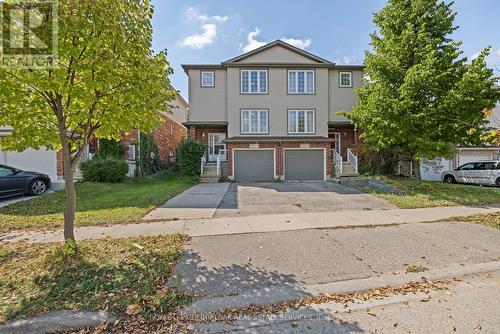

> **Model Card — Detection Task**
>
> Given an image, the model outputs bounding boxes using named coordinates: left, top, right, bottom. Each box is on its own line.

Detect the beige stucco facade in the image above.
left=183, top=41, right=364, bottom=136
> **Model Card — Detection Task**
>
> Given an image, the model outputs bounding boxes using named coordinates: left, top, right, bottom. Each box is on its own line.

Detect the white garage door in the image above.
left=0, top=148, right=58, bottom=181
left=458, top=153, right=493, bottom=166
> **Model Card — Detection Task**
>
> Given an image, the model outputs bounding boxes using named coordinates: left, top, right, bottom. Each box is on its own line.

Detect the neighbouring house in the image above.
left=182, top=40, right=363, bottom=181
left=0, top=89, right=188, bottom=181
left=419, top=100, right=500, bottom=181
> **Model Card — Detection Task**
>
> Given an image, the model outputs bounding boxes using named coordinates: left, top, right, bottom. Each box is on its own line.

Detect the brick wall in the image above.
left=227, top=141, right=333, bottom=179
left=119, top=129, right=139, bottom=160
left=328, top=125, right=359, bottom=160
left=57, top=117, right=187, bottom=178
left=153, top=115, right=187, bottom=162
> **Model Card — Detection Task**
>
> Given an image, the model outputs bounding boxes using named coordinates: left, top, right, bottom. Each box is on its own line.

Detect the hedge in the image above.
left=80, top=158, right=129, bottom=182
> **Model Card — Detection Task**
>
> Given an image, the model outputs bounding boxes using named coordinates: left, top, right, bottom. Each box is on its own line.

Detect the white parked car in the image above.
left=441, top=160, right=500, bottom=187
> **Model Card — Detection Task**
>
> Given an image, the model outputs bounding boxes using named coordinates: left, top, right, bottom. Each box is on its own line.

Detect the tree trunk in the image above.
left=413, top=159, right=422, bottom=181
left=62, top=150, right=76, bottom=242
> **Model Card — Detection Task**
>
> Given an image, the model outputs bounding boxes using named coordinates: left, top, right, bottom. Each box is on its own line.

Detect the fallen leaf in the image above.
left=125, top=304, right=140, bottom=316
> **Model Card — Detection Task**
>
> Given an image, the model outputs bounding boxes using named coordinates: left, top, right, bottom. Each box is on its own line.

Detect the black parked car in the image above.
left=0, top=164, right=51, bottom=199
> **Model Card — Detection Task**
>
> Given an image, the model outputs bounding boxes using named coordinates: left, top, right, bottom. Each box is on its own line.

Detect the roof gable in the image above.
left=224, top=40, right=333, bottom=65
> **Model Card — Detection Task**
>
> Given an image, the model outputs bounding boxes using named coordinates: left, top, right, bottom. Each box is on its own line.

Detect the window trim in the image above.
left=200, top=71, right=215, bottom=87
left=128, top=144, right=136, bottom=161
left=287, top=109, right=316, bottom=134
left=329, top=132, right=341, bottom=155
left=287, top=70, right=315, bottom=94
left=339, top=71, right=353, bottom=88
left=240, top=109, right=269, bottom=135
left=240, top=69, right=268, bottom=94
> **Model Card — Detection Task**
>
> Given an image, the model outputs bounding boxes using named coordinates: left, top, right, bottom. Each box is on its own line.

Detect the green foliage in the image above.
left=416, top=182, right=433, bottom=193
left=0, top=0, right=175, bottom=152
left=358, top=161, right=379, bottom=176
left=94, top=139, right=126, bottom=159
left=63, top=239, right=78, bottom=257
left=346, top=0, right=500, bottom=163
left=80, top=159, right=128, bottom=183
left=0, top=0, right=175, bottom=239
left=138, top=132, right=164, bottom=176
left=177, top=137, right=206, bottom=176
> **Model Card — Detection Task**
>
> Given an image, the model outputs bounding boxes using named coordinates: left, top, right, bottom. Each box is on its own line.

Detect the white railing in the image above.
left=216, top=149, right=227, bottom=175
left=200, top=156, right=206, bottom=176
left=347, top=148, right=358, bottom=174
left=333, top=149, right=342, bottom=177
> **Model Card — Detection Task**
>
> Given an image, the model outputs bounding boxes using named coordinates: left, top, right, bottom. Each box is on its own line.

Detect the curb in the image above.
left=0, top=311, right=114, bottom=334
left=183, top=260, right=500, bottom=315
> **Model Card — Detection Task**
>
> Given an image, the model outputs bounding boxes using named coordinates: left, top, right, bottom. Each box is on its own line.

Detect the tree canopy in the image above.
left=347, top=0, right=499, bottom=177
left=0, top=0, right=175, bottom=242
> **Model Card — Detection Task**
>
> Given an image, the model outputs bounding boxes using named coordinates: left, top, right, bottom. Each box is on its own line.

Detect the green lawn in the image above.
left=443, top=212, right=500, bottom=229
left=0, top=173, right=197, bottom=233
left=360, top=176, right=500, bottom=209
left=0, top=235, right=192, bottom=322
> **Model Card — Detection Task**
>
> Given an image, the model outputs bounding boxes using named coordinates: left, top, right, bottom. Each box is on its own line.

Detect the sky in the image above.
left=151, top=0, right=500, bottom=100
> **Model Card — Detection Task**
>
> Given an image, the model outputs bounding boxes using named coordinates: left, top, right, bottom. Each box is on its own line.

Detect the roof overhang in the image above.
left=182, top=121, right=228, bottom=127
left=181, top=64, right=223, bottom=74
left=181, top=40, right=365, bottom=75
left=224, top=136, right=335, bottom=143
left=224, top=40, right=334, bottom=65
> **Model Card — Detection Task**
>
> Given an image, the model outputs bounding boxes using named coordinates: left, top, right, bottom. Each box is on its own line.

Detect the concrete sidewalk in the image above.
left=1, top=205, right=497, bottom=244
left=143, top=183, right=230, bottom=220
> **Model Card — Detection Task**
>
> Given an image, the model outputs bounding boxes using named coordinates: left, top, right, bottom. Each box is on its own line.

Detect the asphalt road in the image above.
left=173, top=221, right=500, bottom=298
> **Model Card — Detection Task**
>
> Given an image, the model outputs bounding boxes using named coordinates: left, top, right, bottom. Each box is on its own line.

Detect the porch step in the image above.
left=200, top=176, right=220, bottom=183
left=340, top=162, right=359, bottom=177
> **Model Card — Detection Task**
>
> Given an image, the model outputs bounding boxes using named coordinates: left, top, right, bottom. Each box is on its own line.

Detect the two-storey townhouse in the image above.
left=182, top=40, right=363, bottom=181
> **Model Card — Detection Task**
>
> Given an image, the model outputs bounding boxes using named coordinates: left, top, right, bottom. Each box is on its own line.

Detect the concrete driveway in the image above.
left=215, top=182, right=395, bottom=217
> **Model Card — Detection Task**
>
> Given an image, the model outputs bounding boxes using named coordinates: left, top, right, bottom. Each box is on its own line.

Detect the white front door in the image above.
left=208, top=133, right=226, bottom=161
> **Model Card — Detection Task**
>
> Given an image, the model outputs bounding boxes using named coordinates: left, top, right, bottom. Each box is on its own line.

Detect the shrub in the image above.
left=80, top=158, right=129, bottom=182
left=138, top=132, right=164, bottom=176
left=177, top=137, right=205, bottom=176
left=93, top=139, right=126, bottom=159
left=416, top=182, right=433, bottom=193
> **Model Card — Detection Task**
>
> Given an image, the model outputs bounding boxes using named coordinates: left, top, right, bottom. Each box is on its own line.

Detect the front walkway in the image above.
left=1, top=205, right=497, bottom=244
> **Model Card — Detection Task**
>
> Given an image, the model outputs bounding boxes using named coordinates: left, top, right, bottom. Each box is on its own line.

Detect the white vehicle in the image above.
left=441, top=160, right=500, bottom=187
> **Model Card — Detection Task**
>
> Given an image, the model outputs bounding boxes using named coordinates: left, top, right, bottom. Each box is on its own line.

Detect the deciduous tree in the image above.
left=347, top=0, right=499, bottom=180
left=0, top=0, right=174, bottom=244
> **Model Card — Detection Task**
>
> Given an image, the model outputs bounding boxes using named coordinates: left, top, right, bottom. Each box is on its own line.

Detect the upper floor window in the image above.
left=241, top=109, right=268, bottom=134
left=201, top=71, right=214, bottom=87
left=339, top=71, right=352, bottom=88
left=288, top=109, right=315, bottom=134
left=288, top=70, right=315, bottom=94
left=241, top=70, right=268, bottom=94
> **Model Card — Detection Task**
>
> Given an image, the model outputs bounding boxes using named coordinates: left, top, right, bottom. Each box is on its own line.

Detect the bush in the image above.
left=93, top=139, right=126, bottom=159
left=80, top=158, right=129, bottom=182
left=416, top=182, right=433, bottom=193
left=138, top=132, right=164, bottom=176
left=177, top=137, right=205, bottom=176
